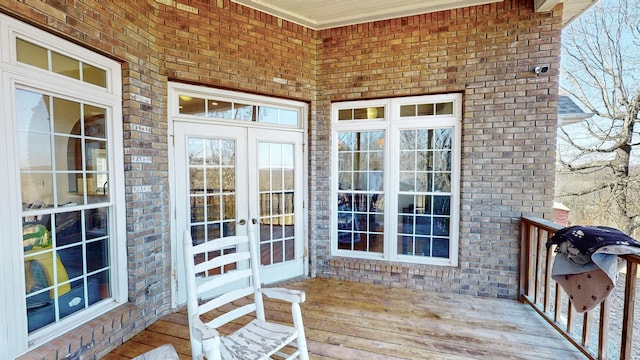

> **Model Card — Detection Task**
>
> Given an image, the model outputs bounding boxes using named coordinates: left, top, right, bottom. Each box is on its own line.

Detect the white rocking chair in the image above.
left=182, top=219, right=309, bottom=360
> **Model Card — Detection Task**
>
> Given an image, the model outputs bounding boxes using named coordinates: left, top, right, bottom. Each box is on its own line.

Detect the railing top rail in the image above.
left=520, top=216, right=563, bottom=233
left=621, top=253, right=640, bottom=263
left=522, top=218, right=640, bottom=264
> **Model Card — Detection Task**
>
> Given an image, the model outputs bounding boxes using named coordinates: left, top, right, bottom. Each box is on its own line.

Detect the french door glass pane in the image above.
left=397, top=128, right=452, bottom=258
left=258, top=142, right=296, bottom=265
left=337, top=131, right=384, bottom=253
left=188, top=137, right=238, bottom=276
left=189, top=138, right=236, bottom=239
left=18, top=88, right=112, bottom=332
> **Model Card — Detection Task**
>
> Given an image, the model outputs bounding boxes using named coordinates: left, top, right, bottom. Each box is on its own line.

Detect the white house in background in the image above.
left=557, top=93, right=594, bottom=127
left=554, top=92, right=594, bottom=226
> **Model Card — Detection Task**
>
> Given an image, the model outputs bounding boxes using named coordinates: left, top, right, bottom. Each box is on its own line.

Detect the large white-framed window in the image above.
left=0, top=14, right=125, bottom=358
left=332, top=94, right=461, bottom=266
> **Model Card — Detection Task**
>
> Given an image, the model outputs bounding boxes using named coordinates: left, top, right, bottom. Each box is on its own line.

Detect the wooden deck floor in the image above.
left=105, top=278, right=585, bottom=360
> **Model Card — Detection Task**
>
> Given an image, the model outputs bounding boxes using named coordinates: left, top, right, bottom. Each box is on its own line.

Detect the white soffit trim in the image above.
left=535, top=0, right=600, bottom=27
left=561, top=0, right=600, bottom=26
left=231, top=0, right=503, bottom=30
left=534, top=0, right=561, bottom=12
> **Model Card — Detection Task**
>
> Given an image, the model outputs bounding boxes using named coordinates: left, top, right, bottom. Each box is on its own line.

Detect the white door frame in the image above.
left=167, top=83, right=309, bottom=308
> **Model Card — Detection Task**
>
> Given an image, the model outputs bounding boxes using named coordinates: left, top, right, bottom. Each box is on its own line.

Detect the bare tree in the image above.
left=559, top=0, right=640, bottom=234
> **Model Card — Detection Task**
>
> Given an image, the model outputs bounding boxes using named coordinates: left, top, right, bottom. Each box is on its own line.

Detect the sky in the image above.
left=558, top=0, right=640, bottom=166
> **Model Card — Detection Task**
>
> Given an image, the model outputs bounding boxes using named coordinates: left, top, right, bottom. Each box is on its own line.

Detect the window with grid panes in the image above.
left=332, top=94, right=461, bottom=265
left=0, top=14, right=124, bottom=357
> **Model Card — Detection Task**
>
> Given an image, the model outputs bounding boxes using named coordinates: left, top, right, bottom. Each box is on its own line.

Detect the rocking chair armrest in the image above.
left=191, top=314, right=220, bottom=341
left=261, top=287, right=306, bottom=303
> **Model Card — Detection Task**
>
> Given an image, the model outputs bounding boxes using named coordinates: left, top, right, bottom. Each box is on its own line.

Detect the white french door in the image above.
left=248, top=128, right=305, bottom=284
left=174, top=122, right=305, bottom=304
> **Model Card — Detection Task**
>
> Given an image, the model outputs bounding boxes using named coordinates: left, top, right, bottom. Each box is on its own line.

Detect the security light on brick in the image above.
left=534, top=65, right=550, bottom=75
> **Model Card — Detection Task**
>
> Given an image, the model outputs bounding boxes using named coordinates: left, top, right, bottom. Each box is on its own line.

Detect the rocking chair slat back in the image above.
left=183, top=220, right=309, bottom=360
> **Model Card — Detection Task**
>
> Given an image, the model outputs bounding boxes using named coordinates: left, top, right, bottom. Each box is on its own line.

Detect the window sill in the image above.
left=20, top=302, right=136, bottom=359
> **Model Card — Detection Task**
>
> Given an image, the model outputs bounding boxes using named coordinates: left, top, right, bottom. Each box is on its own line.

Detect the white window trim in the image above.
left=0, top=14, right=125, bottom=358
left=331, top=94, right=462, bottom=266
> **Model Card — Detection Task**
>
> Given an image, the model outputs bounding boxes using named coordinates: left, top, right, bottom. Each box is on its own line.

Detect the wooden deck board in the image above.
left=107, top=277, right=585, bottom=359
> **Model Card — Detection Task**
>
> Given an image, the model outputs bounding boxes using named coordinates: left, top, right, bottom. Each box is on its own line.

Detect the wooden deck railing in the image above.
left=519, top=216, right=639, bottom=360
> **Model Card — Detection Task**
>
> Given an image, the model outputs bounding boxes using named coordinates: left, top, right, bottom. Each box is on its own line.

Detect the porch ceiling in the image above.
left=230, top=0, right=598, bottom=30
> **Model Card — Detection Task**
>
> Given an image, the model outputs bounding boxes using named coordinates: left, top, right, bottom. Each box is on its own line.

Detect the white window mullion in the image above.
left=385, top=122, right=400, bottom=260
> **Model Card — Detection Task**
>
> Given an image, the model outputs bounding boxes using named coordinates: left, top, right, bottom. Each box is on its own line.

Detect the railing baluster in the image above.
left=567, top=298, right=576, bottom=335
left=582, top=311, right=592, bottom=348
left=529, top=225, right=537, bottom=299
left=598, top=296, right=610, bottom=360
left=554, top=282, right=561, bottom=323
left=519, top=221, right=530, bottom=298
left=544, top=236, right=553, bottom=313
left=534, top=229, right=542, bottom=305
left=620, top=259, right=637, bottom=360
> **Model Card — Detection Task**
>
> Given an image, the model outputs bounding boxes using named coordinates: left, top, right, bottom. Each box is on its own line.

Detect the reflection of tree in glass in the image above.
left=187, top=138, right=236, bottom=193
left=235, top=104, right=253, bottom=121
left=203, top=139, right=219, bottom=165
left=338, top=132, right=354, bottom=151
left=188, top=138, right=237, bottom=228
left=221, top=140, right=235, bottom=166
left=433, top=129, right=451, bottom=150
left=432, top=129, right=452, bottom=192
left=399, top=131, right=416, bottom=175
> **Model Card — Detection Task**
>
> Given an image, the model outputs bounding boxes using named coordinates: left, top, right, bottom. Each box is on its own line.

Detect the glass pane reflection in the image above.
left=23, top=205, right=111, bottom=332
left=258, top=142, right=296, bottom=265
left=82, top=63, right=107, bottom=88
left=52, top=52, right=80, bottom=80
left=396, top=126, right=453, bottom=258
left=20, top=131, right=52, bottom=171
left=17, top=38, right=48, bottom=70
left=207, top=100, right=233, bottom=119
left=188, top=136, right=237, bottom=258
left=179, top=96, right=205, bottom=115
left=17, top=38, right=107, bottom=88
left=53, top=97, right=80, bottom=134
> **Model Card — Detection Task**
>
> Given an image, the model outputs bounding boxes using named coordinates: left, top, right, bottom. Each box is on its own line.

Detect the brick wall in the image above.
left=1, top=0, right=316, bottom=358
left=2, top=0, right=169, bottom=358
left=155, top=0, right=317, bottom=101
left=0, top=0, right=560, bottom=358
left=313, top=0, right=561, bottom=298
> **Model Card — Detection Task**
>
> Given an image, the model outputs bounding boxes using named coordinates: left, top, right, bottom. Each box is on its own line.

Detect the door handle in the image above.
left=238, top=219, right=246, bottom=225
left=251, top=218, right=257, bottom=224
